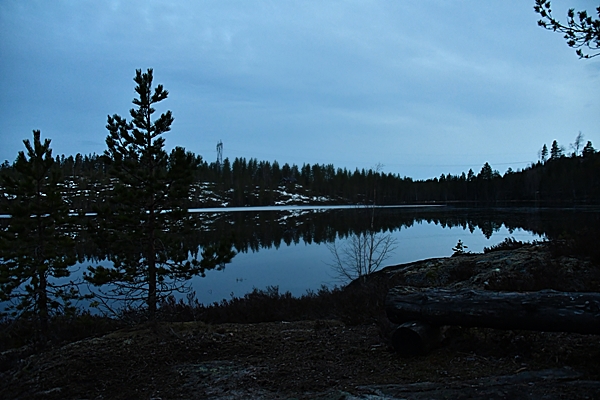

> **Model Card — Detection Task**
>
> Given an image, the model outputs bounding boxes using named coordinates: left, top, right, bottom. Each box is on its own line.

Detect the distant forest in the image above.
left=1, top=137, right=599, bottom=211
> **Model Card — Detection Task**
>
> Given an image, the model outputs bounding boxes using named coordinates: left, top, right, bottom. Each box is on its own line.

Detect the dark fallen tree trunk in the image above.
left=386, top=287, right=600, bottom=335
left=390, top=321, right=443, bottom=357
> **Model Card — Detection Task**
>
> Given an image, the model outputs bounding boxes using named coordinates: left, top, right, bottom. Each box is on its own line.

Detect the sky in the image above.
left=1, top=1, right=598, bottom=180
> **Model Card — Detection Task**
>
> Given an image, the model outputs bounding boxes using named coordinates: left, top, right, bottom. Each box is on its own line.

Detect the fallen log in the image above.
left=390, top=321, right=443, bottom=356
left=386, top=287, right=600, bottom=335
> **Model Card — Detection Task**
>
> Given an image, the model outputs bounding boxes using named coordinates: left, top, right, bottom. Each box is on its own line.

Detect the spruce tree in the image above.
left=582, top=141, right=596, bottom=157
left=84, top=69, right=229, bottom=318
left=0, top=131, right=79, bottom=338
left=550, top=140, right=563, bottom=160
left=479, top=162, right=493, bottom=180
left=540, top=144, right=549, bottom=163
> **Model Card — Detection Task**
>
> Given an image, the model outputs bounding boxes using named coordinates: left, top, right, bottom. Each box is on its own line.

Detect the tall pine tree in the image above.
left=85, top=69, right=232, bottom=318
left=550, top=140, right=563, bottom=160
left=0, top=131, right=79, bottom=339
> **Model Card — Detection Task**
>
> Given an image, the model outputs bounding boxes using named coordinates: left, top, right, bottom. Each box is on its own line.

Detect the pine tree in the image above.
left=84, top=69, right=230, bottom=318
left=550, top=140, right=563, bottom=160
left=0, top=131, right=79, bottom=339
left=540, top=144, right=549, bottom=163
left=467, top=169, right=475, bottom=182
left=535, top=1, right=600, bottom=59
left=582, top=141, right=596, bottom=157
left=479, top=162, right=493, bottom=180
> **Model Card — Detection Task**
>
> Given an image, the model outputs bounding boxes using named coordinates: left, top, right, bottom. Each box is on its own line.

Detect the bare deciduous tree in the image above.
left=327, top=229, right=397, bottom=283
left=327, top=163, right=397, bottom=283
left=570, top=131, right=585, bottom=156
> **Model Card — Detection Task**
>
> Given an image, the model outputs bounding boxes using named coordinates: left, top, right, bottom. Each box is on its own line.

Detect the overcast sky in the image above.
left=1, top=1, right=598, bottom=180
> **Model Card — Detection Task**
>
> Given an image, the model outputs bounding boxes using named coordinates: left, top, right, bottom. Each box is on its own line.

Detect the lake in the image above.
left=4, top=205, right=599, bottom=310
left=193, top=217, right=540, bottom=304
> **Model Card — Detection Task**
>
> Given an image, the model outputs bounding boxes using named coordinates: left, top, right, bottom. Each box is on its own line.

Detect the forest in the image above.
left=1, top=135, right=599, bottom=211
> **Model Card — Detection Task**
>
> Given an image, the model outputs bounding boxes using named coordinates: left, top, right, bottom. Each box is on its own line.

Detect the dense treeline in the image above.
left=2, top=138, right=598, bottom=211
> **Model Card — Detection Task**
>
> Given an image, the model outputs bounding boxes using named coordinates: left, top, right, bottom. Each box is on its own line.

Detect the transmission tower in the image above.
left=216, top=140, right=223, bottom=170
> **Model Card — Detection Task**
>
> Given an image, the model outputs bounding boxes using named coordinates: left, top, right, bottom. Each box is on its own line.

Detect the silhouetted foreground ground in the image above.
left=2, top=243, right=600, bottom=399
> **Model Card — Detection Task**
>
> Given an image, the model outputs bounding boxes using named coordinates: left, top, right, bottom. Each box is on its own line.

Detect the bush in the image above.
left=0, top=311, right=122, bottom=352
left=157, top=277, right=390, bottom=326
left=484, top=237, right=526, bottom=253
left=1, top=274, right=392, bottom=353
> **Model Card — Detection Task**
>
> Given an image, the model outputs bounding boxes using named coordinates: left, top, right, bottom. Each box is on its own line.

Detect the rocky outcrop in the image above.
left=377, top=243, right=600, bottom=293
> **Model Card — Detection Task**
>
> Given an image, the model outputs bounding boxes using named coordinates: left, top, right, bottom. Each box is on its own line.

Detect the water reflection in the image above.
left=194, top=222, right=539, bottom=305
left=178, top=207, right=600, bottom=304
left=2, top=207, right=599, bottom=308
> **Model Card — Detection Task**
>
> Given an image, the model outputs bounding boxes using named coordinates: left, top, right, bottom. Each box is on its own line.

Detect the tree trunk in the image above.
left=386, top=287, right=600, bottom=335
left=37, top=269, right=49, bottom=341
left=37, top=213, right=49, bottom=341
left=147, top=208, right=157, bottom=319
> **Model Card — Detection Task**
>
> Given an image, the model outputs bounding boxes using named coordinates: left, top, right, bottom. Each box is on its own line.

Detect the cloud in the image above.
left=0, top=1, right=598, bottom=179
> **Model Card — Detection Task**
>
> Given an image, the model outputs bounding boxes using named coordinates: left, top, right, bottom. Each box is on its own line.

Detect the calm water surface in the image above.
left=191, top=217, right=541, bottom=304
left=7, top=205, right=596, bottom=310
